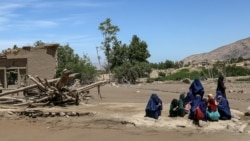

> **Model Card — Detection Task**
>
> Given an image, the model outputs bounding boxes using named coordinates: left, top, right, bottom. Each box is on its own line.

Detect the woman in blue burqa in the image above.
left=189, top=95, right=207, bottom=119
left=145, top=93, right=163, bottom=119
left=185, top=78, right=206, bottom=117
left=215, top=91, right=231, bottom=120
left=189, top=78, right=205, bottom=99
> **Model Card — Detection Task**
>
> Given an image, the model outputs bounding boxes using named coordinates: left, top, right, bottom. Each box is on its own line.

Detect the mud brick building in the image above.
left=0, top=44, right=59, bottom=89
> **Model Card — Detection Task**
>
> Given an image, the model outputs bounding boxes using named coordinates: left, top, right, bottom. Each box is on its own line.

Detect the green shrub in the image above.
left=158, top=72, right=166, bottom=77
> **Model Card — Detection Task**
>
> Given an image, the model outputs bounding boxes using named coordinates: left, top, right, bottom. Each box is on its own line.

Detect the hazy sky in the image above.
left=1, top=0, right=250, bottom=64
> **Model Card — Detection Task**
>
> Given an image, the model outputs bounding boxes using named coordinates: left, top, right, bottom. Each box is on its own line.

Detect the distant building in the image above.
left=0, top=44, right=59, bottom=88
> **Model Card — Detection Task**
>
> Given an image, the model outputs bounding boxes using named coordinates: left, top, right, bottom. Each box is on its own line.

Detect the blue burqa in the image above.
left=189, top=78, right=204, bottom=99
left=189, top=95, right=207, bottom=121
left=145, top=93, right=163, bottom=119
left=215, top=91, right=231, bottom=120
left=199, top=100, right=208, bottom=121
left=184, top=91, right=195, bottom=105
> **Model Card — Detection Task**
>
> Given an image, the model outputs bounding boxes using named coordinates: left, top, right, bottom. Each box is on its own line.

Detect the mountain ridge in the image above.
left=182, top=37, right=250, bottom=64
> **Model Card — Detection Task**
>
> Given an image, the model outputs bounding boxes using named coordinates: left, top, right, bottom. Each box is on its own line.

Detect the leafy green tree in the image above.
left=128, top=35, right=150, bottom=63
left=98, top=18, right=120, bottom=73
left=34, top=40, right=46, bottom=47
left=110, top=40, right=129, bottom=70
left=110, top=35, right=151, bottom=84
left=56, top=44, right=75, bottom=76
left=13, top=45, right=18, bottom=49
left=56, top=44, right=97, bottom=83
left=164, top=60, right=175, bottom=69
left=98, top=19, right=151, bottom=84
left=150, top=60, right=183, bottom=69
left=225, top=65, right=250, bottom=76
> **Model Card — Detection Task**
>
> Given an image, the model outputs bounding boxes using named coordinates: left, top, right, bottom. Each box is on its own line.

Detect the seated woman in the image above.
left=184, top=91, right=194, bottom=114
left=206, top=94, right=220, bottom=121
left=189, top=94, right=206, bottom=126
left=145, top=93, right=163, bottom=119
left=215, top=91, right=231, bottom=120
left=169, top=93, right=185, bottom=117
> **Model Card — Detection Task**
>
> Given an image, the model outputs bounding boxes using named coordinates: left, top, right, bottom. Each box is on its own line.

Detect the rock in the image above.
left=244, top=112, right=250, bottom=116
left=227, top=123, right=237, bottom=131
left=51, top=112, right=56, bottom=117
left=90, top=112, right=97, bottom=116
left=231, top=109, right=244, bottom=119
left=77, top=112, right=92, bottom=116
left=239, top=123, right=248, bottom=133
left=247, top=106, right=250, bottom=112
left=31, top=114, right=37, bottom=118
left=232, top=118, right=240, bottom=123
left=68, top=111, right=77, bottom=116
left=231, top=114, right=241, bottom=120
left=111, top=82, right=117, bottom=87
left=182, top=78, right=191, bottom=84
left=238, top=122, right=243, bottom=125
left=43, top=112, right=50, bottom=117
left=59, top=112, right=65, bottom=117
left=36, top=112, right=43, bottom=117
left=8, top=111, right=13, bottom=115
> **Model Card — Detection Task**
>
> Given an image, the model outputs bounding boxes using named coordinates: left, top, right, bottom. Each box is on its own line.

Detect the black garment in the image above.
left=216, top=76, right=226, bottom=98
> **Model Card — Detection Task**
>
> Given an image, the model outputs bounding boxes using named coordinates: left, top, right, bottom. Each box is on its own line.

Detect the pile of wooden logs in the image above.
left=0, top=69, right=107, bottom=107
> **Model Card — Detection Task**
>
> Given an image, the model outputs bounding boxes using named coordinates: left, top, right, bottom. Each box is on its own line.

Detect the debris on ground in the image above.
left=0, top=69, right=107, bottom=108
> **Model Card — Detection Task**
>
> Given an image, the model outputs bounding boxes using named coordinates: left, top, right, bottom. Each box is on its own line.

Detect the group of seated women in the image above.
left=168, top=78, right=231, bottom=125
left=144, top=78, right=231, bottom=124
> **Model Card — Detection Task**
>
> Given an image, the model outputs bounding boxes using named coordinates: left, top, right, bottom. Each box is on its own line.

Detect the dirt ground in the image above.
left=0, top=80, right=250, bottom=141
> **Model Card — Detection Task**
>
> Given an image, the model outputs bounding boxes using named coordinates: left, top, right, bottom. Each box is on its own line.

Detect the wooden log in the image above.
left=36, top=75, right=47, bottom=89
left=0, top=97, right=26, bottom=103
left=0, top=100, right=19, bottom=104
left=44, top=78, right=51, bottom=88
left=13, top=96, right=50, bottom=106
left=97, top=85, right=102, bottom=99
left=47, top=73, right=79, bottom=84
left=0, top=73, right=78, bottom=97
left=76, top=80, right=107, bottom=92
left=0, top=97, right=26, bottom=104
left=56, top=69, right=72, bottom=90
left=28, top=102, right=50, bottom=108
left=0, top=84, right=38, bottom=97
left=27, top=75, right=47, bottom=91
left=76, top=80, right=107, bottom=100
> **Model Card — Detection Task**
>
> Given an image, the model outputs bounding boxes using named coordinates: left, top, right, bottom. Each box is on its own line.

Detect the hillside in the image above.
left=182, top=37, right=250, bottom=64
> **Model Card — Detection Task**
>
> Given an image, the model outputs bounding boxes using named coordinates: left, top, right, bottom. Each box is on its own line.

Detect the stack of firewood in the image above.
left=0, top=69, right=107, bottom=107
